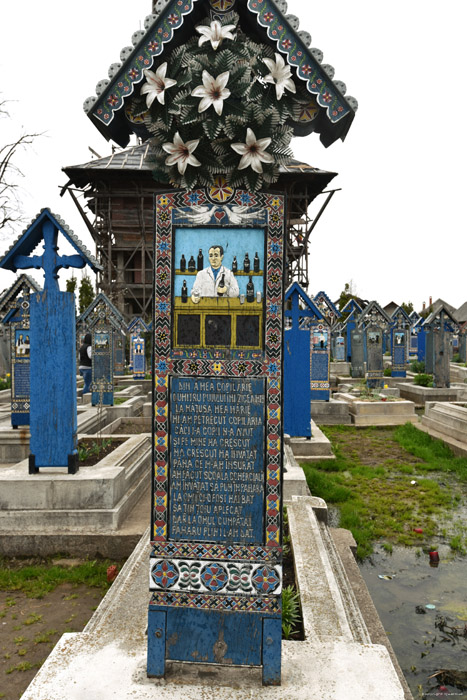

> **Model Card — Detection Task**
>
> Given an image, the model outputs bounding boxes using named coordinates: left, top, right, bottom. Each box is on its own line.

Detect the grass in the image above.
left=0, top=559, right=115, bottom=598
left=301, top=424, right=467, bottom=559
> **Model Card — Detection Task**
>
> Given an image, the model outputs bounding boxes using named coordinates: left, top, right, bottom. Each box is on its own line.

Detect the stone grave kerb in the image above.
left=0, top=208, right=101, bottom=473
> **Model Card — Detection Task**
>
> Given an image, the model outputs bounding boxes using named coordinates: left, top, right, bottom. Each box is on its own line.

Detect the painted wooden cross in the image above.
left=0, top=209, right=101, bottom=474
left=13, top=218, right=86, bottom=291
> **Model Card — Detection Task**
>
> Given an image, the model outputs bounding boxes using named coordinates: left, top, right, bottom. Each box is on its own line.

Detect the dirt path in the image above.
left=0, top=584, right=106, bottom=700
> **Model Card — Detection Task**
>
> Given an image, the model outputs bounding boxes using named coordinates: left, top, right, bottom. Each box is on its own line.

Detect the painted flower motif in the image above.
left=140, top=63, right=177, bottom=107
left=191, top=71, right=230, bottom=116
left=162, top=132, right=201, bottom=174
left=264, top=12, right=274, bottom=22
left=263, top=53, right=296, bottom=100
left=196, top=20, right=236, bottom=50
left=231, top=128, right=274, bottom=174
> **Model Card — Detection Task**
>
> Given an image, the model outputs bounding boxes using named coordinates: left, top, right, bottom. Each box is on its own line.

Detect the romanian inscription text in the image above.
left=170, top=377, right=265, bottom=544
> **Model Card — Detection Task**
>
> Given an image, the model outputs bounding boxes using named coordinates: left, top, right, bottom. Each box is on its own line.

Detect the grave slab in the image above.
left=20, top=499, right=405, bottom=700
left=397, top=383, right=458, bottom=406
left=334, top=393, right=417, bottom=426
left=287, top=420, right=335, bottom=460
left=310, top=399, right=352, bottom=425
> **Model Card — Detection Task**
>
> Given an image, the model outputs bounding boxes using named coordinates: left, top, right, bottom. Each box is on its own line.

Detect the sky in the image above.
left=1, top=0, right=466, bottom=311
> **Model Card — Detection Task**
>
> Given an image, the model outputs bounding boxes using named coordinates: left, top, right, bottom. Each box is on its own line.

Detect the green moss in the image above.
left=301, top=424, right=464, bottom=559
left=0, top=559, right=119, bottom=598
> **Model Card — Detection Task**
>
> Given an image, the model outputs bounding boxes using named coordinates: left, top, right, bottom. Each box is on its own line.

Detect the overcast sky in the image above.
left=1, top=0, right=466, bottom=311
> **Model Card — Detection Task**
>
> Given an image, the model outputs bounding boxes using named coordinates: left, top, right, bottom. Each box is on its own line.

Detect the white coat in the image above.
left=191, top=266, right=239, bottom=298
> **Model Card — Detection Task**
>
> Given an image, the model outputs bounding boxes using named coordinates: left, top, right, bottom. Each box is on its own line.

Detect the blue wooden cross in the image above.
left=0, top=209, right=101, bottom=474
left=13, top=219, right=85, bottom=290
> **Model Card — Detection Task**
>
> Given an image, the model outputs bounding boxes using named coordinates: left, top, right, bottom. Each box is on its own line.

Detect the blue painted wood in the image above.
left=417, top=327, right=426, bottom=362
left=147, top=610, right=166, bottom=677
left=29, top=290, right=78, bottom=467
left=335, top=335, right=345, bottom=361
left=262, top=617, right=282, bottom=686
left=161, top=608, right=263, bottom=665
left=4, top=306, right=31, bottom=427
left=0, top=210, right=99, bottom=472
left=284, top=327, right=310, bottom=436
left=113, top=330, right=125, bottom=375
left=284, top=283, right=327, bottom=436
left=91, top=329, right=114, bottom=406
left=132, top=336, right=146, bottom=378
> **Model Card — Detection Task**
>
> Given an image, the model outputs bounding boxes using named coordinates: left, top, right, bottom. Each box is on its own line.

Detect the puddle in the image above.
left=360, top=545, right=467, bottom=699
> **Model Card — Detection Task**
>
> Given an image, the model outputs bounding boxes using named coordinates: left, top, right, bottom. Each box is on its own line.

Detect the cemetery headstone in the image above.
left=350, top=328, right=365, bottom=378
left=113, top=329, right=126, bottom=376
left=358, top=301, right=391, bottom=389
left=334, top=333, right=345, bottom=361
left=284, top=282, right=326, bottom=437
left=459, top=323, right=467, bottom=363
left=390, top=306, right=410, bottom=377
left=148, top=187, right=285, bottom=685
left=341, top=298, right=362, bottom=363
left=78, top=293, right=124, bottom=406
left=128, top=317, right=149, bottom=371
left=3, top=300, right=32, bottom=428
left=0, top=275, right=41, bottom=426
left=424, top=306, right=457, bottom=388
left=0, top=209, right=101, bottom=472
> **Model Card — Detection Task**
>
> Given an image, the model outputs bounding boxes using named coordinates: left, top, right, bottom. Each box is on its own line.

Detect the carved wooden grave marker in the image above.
left=341, top=298, right=362, bottom=364
left=148, top=188, right=285, bottom=685
left=390, top=306, right=410, bottom=378
left=0, top=209, right=101, bottom=472
left=128, top=317, right=149, bottom=375
left=0, top=275, right=41, bottom=428
left=284, top=282, right=326, bottom=437
left=358, top=301, right=391, bottom=389
left=424, top=305, right=457, bottom=388
left=78, top=293, right=125, bottom=406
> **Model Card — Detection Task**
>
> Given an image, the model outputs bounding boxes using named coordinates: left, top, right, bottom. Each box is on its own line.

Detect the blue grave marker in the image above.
left=128, top=317, right=149, bottom=372
left=340, top=298, right=362, bottom=363
left=284, top=282, right=327, bottom=437
left=0, top=209, right=101, bottom=473
left=77, top=293, right=125, bottom=406
left=149, top=188, right=285, bottom=685
left=132, top=335, right=146, bottom=378
left=390, top=306, right=411, bottom=378
left=358, top=301, right=391, bottom=389
left=113, top=329, right=126, bottom=376
left=0, top=276, right=41, bottom=427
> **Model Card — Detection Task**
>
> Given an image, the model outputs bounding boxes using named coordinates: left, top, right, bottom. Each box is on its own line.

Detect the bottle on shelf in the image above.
left=232, top=256, right=238, bottom=273
left=217, top=273, right=226, bottom=297
left=253, top=252, right=260, bottom=272
left=180, top=254, right=186, bottom=272
left=246, top=275, right=255, bottom=303
left=181, top=280, right=188, bottom=302
left=188, top=255, right=196, bottom=272
left=197, top=248, right=204, bottom=271
left=243, top=252, right=250, bottom=273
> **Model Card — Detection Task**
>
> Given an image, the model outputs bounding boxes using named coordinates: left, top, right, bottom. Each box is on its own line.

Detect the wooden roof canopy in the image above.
left=84, top=0, right=357, bottom=150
